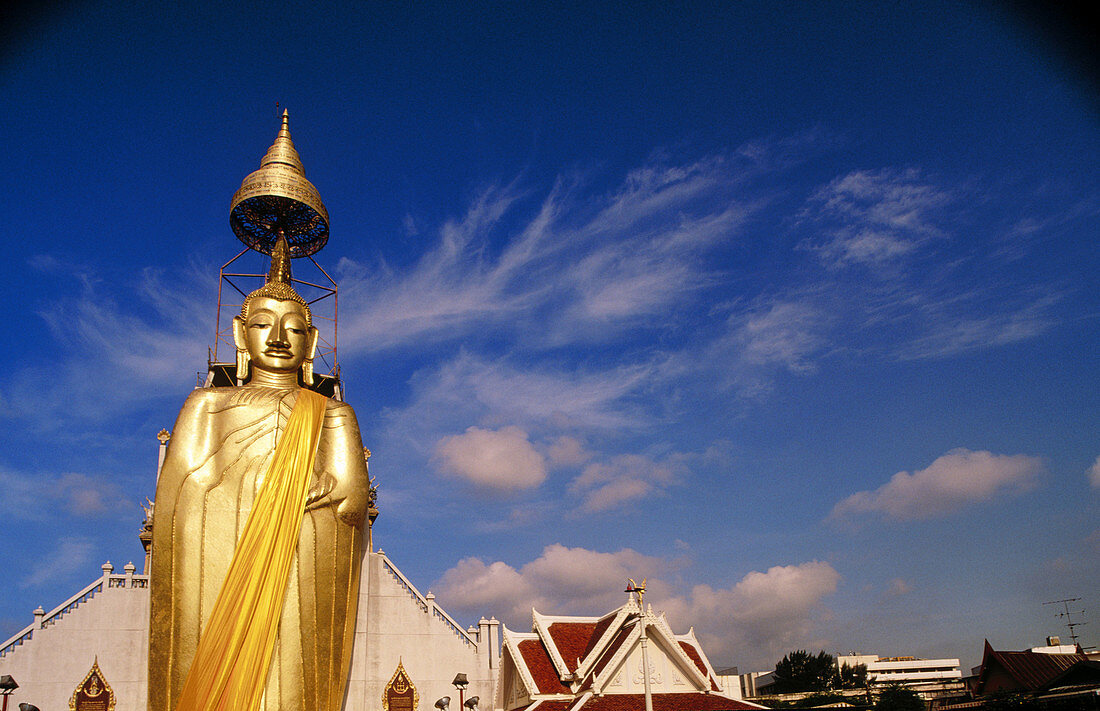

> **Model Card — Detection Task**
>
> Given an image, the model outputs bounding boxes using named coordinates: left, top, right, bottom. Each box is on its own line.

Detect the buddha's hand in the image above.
left=334, top=476, right=368, bottom=526
left=305, top=469, right=368, bottom=526
left=305, top=472, right=337, bottom=508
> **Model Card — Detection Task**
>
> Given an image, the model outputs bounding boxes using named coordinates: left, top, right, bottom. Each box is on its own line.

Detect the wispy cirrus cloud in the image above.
left=335, top=151, right=758, bottom=355
left=371, top=151, right=1075, bottom=520
left=897, top=291, right=1062, bottom=359
left=2, top=265, right=212, bottom=427
left=830, top=449, right=1044, bottom=522
left=382, top=351, right=662, bottom=453
left=0, top=467, right=133, bottom=522
left=800, top=167, right=951, bottom=269
left=21, top=536, right=96, bottom=588
left=729, top=299, right=828, bottom=374
left=791, top=167, right=1068, bottom=362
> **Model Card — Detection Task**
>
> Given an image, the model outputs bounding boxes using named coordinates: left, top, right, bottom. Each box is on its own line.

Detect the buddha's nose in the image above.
left=268, top=322, right=290, bottom=346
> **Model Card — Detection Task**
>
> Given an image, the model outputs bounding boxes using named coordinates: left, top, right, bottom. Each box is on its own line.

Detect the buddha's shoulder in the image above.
left=324, top=397, right=359, bottom=419
left=179, top=386, right=290, bottom=410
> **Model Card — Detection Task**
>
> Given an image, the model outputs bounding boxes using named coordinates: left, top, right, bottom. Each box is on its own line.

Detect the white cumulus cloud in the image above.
left=661, top=561, right=840, bottom=666
left=546, top=436, right=594, bottom=468
left=433, top=426, right=547, bottom=491
left=570, top=453, right=682, bottom=513
left=830, top=448, right=1043, bottom=521
left=1088, top=456, right=1100, bottom=488
left=434, top=547, right=839, bottom=670
left=434, top=544, right=662, bottom=623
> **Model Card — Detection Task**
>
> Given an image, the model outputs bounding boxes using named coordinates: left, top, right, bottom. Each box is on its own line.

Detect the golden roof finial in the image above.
left=230, top=109, right=329, bottom=258
left=260, top=109, right=305, bottom=173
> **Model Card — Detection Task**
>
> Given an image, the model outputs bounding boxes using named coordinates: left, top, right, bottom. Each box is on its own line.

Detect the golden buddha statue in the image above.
left=148, top=236, right=368, bottom=711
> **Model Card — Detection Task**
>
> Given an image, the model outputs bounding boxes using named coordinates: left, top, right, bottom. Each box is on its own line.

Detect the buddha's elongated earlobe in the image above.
left=233, top=315, right=250, bottom=383
left=301, top=327, right=319, bottom=386
left=237, top=348, right=250, bottom=382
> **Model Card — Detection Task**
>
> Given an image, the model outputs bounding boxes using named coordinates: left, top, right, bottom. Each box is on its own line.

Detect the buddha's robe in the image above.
left=149, top=386, right=368, bottom=711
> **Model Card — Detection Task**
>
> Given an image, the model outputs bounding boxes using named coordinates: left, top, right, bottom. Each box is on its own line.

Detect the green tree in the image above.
left=773, top=650, right=838, bottom=692
left=873, top=684, right=923, bottom=711
left=837, top=662, right=868, bottom=689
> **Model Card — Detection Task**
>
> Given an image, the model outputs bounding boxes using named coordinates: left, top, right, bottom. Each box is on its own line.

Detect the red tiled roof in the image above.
left=677, top=641, right=719, bottom=691
left=678, top=641, right=708, bottom=678
left=590, top=625, right=635, bottom=680
left=578, top=693, right=757, bottom=711
left=980, top=641, right=1086, bottom=692
left=520, top=639, right=573, bottom=694
left=549, top=622, right=599, bottom=672
left=582, top=615, right=619, bottom=662
left=531, top=702, right=575, bottom=711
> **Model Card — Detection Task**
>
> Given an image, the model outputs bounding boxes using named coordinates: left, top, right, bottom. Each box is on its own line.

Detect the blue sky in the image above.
left=1, top=1, right=1096, bottom=672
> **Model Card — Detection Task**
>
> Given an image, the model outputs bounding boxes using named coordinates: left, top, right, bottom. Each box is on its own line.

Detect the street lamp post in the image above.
left=0, top=675, right=18, bottom=711
left=625, top=580, right=654, bottom=711
left=452, top=673, right=469, bottom=711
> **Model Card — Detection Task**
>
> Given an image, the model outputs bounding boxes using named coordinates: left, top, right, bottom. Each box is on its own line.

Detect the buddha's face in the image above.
left=242, top=296, right=313, bottom=375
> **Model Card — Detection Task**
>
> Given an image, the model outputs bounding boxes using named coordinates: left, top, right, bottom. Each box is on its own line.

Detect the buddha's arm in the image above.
left=310, top=400, right=370, bottom=527
left=156, top=390, right=219, bottom=500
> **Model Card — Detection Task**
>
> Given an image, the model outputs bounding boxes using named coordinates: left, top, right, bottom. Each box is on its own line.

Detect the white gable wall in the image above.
left=343, top=552, right=497, bottom=711
left=498, top=648, right=532, bottom=710
left=0, top=567, right=148, bottom=711
left=598, top=636, right=706, bottom=695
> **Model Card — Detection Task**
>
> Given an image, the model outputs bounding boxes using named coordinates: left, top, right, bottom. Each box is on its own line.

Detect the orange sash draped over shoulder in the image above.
left=175, top=389, right=328, bottom=711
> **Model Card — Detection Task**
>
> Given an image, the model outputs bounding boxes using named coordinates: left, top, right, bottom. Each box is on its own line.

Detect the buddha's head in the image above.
left=232, top=236, right=319, bottom=385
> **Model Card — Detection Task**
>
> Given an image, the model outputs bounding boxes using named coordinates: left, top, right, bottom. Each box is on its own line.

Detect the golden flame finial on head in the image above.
left=240, top=234, right=311, bottom=327
left=267, top=232, right=294, bottom=288
left=235, top=234, right=318, bottom=385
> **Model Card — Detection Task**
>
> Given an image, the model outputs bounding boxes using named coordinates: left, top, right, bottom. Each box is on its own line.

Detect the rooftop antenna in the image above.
left=1043, top=598, right=1086, bottom=648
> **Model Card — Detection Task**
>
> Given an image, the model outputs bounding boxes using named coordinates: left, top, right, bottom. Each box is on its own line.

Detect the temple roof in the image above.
left=502, top=596, right=759, bottom=711
left=977, top=639, right=1087, bottom=693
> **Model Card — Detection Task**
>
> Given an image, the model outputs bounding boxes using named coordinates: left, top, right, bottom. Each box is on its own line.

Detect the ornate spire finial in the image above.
left=230, top=109, right=329, bottom=258
left=259, top=109, right=305, bottom=173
